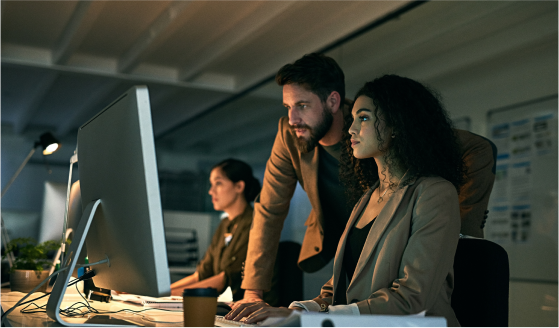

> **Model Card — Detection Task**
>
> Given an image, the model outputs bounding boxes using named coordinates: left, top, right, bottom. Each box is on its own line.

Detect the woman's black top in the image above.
left=343, top=218, right=375, bottom=281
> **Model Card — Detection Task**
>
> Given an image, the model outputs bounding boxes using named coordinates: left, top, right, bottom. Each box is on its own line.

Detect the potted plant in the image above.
left=2, top=237, right=60, bottom=293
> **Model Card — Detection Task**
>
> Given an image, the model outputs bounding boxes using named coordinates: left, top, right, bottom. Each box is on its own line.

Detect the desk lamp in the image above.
left=1, top=132, right=61, bottom=270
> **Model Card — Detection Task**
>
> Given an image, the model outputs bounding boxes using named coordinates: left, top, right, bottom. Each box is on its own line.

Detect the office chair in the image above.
left=451, top=237, right=509, bottom=327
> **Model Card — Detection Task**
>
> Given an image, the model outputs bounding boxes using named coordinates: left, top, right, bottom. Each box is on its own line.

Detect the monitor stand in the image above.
left=45, top=199, right=125, bottom=327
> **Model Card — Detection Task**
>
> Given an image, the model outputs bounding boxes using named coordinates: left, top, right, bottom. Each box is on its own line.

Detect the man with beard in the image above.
left=238, top=53, right=355, bottom=304
left=233, top=53, right=496, bottom=309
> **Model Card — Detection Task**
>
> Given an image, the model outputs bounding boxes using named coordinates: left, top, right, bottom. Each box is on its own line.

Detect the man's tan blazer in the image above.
left=315, top=177, right=461, bottom=326
left=242, top=116, right=495, bottom=291
left=242, top=117, right=328, bottom=291
left=455, top=129, right=496, bottom=237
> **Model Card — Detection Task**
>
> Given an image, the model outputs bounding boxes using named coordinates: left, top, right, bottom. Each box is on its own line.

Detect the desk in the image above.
left=1, top=287, right=183, bottom=327
left=2, top=287, right=448, bottom=327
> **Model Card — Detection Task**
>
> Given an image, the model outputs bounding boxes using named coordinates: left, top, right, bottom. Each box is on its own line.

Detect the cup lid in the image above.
left=182, top=287, right=219, bottom=297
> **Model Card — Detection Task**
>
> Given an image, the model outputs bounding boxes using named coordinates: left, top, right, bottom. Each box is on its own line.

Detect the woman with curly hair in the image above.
left=228, top=75, right=464, bottom=326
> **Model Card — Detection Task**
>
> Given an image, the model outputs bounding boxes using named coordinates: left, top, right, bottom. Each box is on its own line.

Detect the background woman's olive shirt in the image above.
left=196, top=205, right=254, bottom=301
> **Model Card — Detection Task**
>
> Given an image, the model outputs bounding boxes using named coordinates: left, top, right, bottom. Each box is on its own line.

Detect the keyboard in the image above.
left=215, top=315, right=260, bottom=327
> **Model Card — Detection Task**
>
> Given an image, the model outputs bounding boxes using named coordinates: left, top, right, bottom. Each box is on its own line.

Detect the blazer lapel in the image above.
left=347, top=183, right=410, bottom=290
left=332, top=187, right=374, bottom=298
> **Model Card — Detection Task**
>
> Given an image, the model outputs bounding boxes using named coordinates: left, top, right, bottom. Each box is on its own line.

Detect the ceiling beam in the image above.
left=2, top=53, right=237, bottom=94
left=14, top=72, right=59, bottom=134
left=117, top=1, right=193, bottom=73
left=53, top=1, right=106, bottom=65
left=56, top=80, right=121, bottom=137
left=178, top=1, right=296, bottom=82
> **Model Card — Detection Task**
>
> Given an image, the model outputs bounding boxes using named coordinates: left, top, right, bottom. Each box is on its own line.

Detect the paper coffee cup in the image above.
left=182, top=288, right=219, bottom=327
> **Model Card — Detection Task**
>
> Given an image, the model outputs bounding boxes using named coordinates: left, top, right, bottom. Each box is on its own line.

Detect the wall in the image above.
left=440, top=36, right=558, bottom=139
left=1, top=128, right=79, bottom=241
left=439, top=51, right=558, bottom=327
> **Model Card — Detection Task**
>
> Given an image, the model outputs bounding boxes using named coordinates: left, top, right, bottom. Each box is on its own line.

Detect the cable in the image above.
left=77, top=257, right=109, bottom=268
left=1, top=268, right=97, bottom=323
left=1, top=266, right=69, bottom=324
left=3, top=264, right=178, bottom=324
left=11, top=269, right=96, bottom=309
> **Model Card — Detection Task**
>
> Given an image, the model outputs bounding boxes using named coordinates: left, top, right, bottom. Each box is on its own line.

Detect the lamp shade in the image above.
left=35, top=132, right=61, bottom=155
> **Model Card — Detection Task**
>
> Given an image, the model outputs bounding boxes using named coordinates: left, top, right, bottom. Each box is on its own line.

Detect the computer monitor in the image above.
left=46, top=86, right=170, bottom=326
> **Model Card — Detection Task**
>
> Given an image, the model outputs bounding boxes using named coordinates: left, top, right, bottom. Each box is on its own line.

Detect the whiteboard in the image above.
left=485, top=95, right=558, bottom=282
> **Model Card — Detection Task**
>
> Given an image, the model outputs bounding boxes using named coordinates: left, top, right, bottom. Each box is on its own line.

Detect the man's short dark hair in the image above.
left=275, top=53, right=345, bottom=103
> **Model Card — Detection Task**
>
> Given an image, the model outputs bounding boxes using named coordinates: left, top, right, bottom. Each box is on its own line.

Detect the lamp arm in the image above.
left=1, top=148, right=37, bottom=198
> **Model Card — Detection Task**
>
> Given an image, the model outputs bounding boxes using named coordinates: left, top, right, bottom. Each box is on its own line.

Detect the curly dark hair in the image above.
left=275, top=53, right=345, bottom=102
left=339, top=75, right=466, bottom=206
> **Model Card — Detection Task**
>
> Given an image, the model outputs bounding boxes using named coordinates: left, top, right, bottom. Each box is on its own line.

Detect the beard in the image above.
left=290, top=106, right=334, bottom=154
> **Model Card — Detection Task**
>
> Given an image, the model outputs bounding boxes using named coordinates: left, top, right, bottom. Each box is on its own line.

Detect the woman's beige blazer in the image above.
left=315, top=176, right=461, bottom=327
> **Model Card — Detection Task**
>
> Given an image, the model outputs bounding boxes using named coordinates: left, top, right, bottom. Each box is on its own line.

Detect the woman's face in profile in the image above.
left=349, top=96, right=391, bottom=159
left=208, top=168, right=243, bottom=212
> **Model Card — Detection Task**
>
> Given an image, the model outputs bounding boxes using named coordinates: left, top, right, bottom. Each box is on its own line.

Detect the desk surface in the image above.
left=1, top=287, right=183, bottom=327
left=2, top=288, right=448, bottom=327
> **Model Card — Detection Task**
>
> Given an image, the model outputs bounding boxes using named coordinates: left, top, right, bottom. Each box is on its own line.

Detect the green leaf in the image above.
left=6, top=238, right=61, bottom=272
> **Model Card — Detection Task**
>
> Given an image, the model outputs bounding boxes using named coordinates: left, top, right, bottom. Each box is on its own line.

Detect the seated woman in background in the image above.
left=170, top=159, right=261, bottom=301
left=227, top=75, right=465, bottom=326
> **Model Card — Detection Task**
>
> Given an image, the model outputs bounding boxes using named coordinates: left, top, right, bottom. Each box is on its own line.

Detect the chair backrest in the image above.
left=451, top=238, right=509, bottom=327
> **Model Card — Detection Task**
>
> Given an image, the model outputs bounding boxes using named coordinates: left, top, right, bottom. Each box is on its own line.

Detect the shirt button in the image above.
left=314, top=247, right=319, bottom=252
left=231, top=256, right=236, bottom=261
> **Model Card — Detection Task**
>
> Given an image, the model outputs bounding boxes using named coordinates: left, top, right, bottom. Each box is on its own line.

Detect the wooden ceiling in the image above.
left=2, top=1, right=557, bottom=167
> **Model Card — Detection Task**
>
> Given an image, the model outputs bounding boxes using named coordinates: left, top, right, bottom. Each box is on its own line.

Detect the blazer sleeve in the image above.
left=241, top=117, right=299, bottom=291
left=313, top=276, right=335, bottom=306
left=356, top=180, right=461, bottom=315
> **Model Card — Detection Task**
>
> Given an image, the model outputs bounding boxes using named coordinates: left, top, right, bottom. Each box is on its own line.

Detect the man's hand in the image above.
left=236, top=289, right=264, bottom=303
left=242, top=307, right=299, bottom=324
left=225, top=301, right=269, bottom=321
left=225, top=289, right=268, bottom=320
